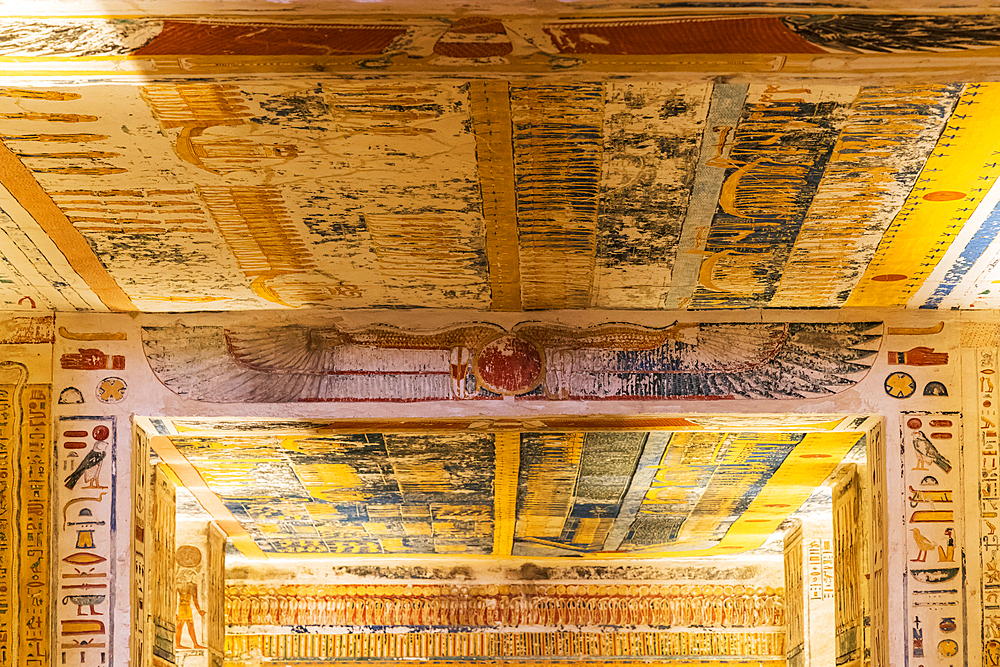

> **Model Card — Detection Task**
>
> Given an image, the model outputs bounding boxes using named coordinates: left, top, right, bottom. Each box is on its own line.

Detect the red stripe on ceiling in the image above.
left=544, top=16, right=827, bottom=55
left=133, top=21, right=407, bottom=57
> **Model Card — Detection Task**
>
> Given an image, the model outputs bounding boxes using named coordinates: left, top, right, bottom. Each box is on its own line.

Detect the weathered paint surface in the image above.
left=164, top=432, right=496, bottom=555
left=0, top=72, right=999, bottom=311
left=514, top=431, right=863, bottom=557
left=0, top=316, right=52, bottom=667
left=5, top=15, right=1000, bottom=60
left=140, top=320, right=881, bottom=402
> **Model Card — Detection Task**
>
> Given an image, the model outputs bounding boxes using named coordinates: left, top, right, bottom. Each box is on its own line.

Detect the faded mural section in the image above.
left=0, top=75, right=997, bottom=313
left=140, top=320, right=882, bottom=402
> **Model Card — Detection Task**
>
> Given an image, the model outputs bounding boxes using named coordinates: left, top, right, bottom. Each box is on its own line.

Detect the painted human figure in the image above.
left=912, top=616, right=923, bottom=657
left=176, top=570, right=206, bottom=649
left=936, top=528, right=955, bottom=562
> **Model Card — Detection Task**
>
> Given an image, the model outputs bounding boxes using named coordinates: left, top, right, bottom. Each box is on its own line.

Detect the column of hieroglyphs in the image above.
left=53, top=312, right=147, bottom=667
left=783, top=520, right=805, bottom=667
left=0, top=315, right=53, bottom=667
left=150, top=464, right=177, bottom=667
left=833, top=464, right=864, bottom=667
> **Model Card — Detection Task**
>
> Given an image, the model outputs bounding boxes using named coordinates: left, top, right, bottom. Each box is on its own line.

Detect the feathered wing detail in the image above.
left=223, top=323, right=504, bottom=374
left=142, top=323, right=501, bottom=403
left=142, top=321, right=882, bottom=403
left=543, top=322, right=881, bottom=400
left=913, top=430, right=952, bottom=473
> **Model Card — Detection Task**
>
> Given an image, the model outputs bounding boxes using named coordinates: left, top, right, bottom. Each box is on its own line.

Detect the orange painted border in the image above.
left=0, top=142, right=133, bottom=311
left=149, top=435, right=265, bottom=559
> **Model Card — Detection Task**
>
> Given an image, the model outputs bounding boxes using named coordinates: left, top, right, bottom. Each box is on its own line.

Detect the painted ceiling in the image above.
left=147, top=416, right=866, bottom=560
left=0, top=11, right=997, bottom=312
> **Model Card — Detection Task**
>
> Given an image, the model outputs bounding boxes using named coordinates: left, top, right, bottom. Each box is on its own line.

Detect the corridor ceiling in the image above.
left=146, top=415, right=868, bottom=560
left=0, top=3, right=999, bottom=313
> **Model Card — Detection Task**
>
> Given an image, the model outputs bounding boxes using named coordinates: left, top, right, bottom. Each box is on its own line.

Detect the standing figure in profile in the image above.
left=175, top=545, right=206, bottom=649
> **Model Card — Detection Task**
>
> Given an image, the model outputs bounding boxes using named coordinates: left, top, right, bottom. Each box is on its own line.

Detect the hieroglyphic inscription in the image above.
left=832, top=465, right=863, bottom=667
left=56, top=416, right=115, bottom=667
left=20, top=386, right=49, bottom=667
left=226, top=631, right=787, bottom=661
left=0, top=369, right=48, bottom=667
left=150, top=465, right=176, bottom=666
left=783, top=522, right=804, bottom=667
left=807, top=539, right=834, bottom=600
left=901, top=413, right=964, bottom=667
left=866, top=419, right=888, bottom=667
left=131, top=424, right=151, bottom=667
left=978, top=350, right=1000, bottom=658
left=0, top=380, right=19, bottom=667
left=207, top=523, right=226, bottom=661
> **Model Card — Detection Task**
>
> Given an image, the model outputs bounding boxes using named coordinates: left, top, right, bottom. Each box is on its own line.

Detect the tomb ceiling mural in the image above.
left=144, top=416, right=867, bottom=561
left=5, top=3, right=1000, bottom=666
left=0, top=12, right=996, bottom=312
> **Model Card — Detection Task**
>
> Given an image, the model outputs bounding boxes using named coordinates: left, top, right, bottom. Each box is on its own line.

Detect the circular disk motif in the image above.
left=473, top=335, right=543, bottom=395
left=938, top=639, right=958, bottom=657
left=96, top=377, right=127, bottom=404
left=175, top=544, right=202, bottom=568
left=884, top=371, right=916, bottom=399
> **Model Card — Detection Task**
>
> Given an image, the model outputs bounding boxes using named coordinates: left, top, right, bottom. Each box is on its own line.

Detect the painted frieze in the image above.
left=1, top=14, right=1000, bottom=62
left=224, top=582, right=785, bottom=628
left=223, top=580, right=788, bottom=663
left=141, top=320, right=881, bottom=402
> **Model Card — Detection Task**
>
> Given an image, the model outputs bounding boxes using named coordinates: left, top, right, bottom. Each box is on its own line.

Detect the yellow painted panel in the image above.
left=847, top=83, right=1000, bottom=306
left=639, top=431, right=861, bottom=557
left=470, top=81, right=521, bottom=311
left=493, top=433, right=519, bottom=556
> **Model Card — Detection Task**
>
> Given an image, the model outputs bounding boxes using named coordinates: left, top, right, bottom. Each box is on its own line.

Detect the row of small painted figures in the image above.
left=225, top=587, right=786, bottom=629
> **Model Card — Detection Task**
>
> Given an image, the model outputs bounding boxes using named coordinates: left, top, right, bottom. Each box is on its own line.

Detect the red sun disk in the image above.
left=474, top=335, right=543, bottom=395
